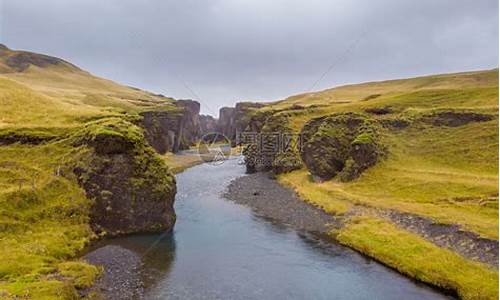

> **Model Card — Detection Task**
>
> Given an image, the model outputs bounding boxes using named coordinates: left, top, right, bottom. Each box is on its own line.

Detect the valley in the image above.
left=0, top=45, right=497, bottom=299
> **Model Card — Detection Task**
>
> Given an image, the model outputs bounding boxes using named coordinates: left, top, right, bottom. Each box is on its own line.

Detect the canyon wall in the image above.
left=140, top=99, right=201, bottom=154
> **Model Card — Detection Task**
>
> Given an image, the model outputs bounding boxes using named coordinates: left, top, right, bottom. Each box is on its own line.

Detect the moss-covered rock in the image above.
left=72, top=117, right=176, bottom=236
left=241, top=112, right=303, bottom=174
left=300, top=113, right=384, bottom=181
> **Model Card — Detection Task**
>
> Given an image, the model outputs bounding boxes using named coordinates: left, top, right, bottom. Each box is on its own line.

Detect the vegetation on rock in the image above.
left=300, top=113, right=384, bottom=181
left=0, top=45, right=183, bottom=298
left=246, top=69, right=498, bottom=299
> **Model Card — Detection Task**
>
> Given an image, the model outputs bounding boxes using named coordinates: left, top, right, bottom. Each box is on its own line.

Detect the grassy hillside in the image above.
left=264, top=69, right=498, bottom=237
left=251, top=69, right=498, bottom=299
left=0, top=45, right=179, bottom=298
left=0, top=44, right=176, bottom=130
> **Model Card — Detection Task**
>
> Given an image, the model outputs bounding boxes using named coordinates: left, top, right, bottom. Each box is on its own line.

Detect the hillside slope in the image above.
left=236, top=69, right=499, bottom=299
left=0, top=45, right=190, bottom=298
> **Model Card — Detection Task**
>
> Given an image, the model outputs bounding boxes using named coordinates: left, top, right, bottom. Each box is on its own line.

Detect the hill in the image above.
left=0, top=45, right=191, bottom=298
left=235, top=69, right=499, bottom=299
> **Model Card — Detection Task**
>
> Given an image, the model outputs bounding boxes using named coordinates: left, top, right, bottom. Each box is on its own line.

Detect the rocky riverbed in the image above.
left=224, top=172, right=337, bottom=234
left=225, top=171, right=498, bottom=268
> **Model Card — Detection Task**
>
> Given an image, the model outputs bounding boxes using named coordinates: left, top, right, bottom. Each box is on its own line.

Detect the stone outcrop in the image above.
left=72, top=117, right=176, bottom=236
left=216, top=102, right=264, bottom=144
left=176, top=100, right=201, bottom=148
left=217, top=107, right=236, bottom=140
left=241, top=112, right=302, bottom=174
left=140, top=99, right=201, bottom=154
left=300, top=113, right=385, bottom=182
left=199, top=114, right=218, bottom=136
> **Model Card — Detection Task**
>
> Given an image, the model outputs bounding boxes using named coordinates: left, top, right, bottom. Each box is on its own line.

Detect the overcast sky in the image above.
left=1, top=0, right=498, bottom=116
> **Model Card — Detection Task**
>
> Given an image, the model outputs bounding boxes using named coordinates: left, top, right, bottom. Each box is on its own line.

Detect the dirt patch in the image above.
left=422, top=111, right=494, bottom=127
left=362, top=94, right=382, bottom=101
left=365, top=107, right=393, bottom=115
left=0, top=132, right=58, bottom=146
left=380, top=118, right=410, bottom=129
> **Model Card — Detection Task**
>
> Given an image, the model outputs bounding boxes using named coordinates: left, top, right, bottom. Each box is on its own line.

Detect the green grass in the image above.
left=0, top=142, right=98, bottom=298
left=0, top=46, right=185, bottom=299
left=278, top=169, right=351, bottom=214
left=337, top=216, right=498, bottom=300
left=273, top=70, right=498, bottom=239
left=271, top=70, right=499, bottom=299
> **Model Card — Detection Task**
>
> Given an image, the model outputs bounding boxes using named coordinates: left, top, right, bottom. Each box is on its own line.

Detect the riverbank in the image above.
left=225, top=171, right=498, bottom=300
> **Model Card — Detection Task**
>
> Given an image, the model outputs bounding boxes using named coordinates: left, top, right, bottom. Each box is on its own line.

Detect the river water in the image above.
left=97, top=157, right=451, bottom=299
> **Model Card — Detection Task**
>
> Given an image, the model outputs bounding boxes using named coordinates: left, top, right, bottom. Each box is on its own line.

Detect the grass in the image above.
left=0, top=142, right=98, bottom=298
left=272, top=70, right=499, bottom=239
left=0, top=46, right=180, bottom=299
left=279, top=118, right=498, bottom=239
left=269, top=69, right=499, bottom=299
left=163, top=146, right=243, bottom=174
left=163, top=153, right=204, bottom=174
left=278, top=169, right=351, bottom=214
left=336, top=216, right=498, bottom=300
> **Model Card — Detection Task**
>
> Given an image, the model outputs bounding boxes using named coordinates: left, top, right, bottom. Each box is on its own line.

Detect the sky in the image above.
left=0, top=0, right=498, bottom=116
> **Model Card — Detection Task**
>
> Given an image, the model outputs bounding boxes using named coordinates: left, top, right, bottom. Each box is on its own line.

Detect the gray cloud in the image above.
left=1, top=0, right=498, bottom=115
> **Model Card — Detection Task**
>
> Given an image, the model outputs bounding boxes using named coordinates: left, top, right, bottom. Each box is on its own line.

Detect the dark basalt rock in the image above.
left=140, top=110, right=182, bottom=154
left=176, top=99, right=201, bottom=149
left=241, top=113, right=302, bottom=174
left=217, top=102, right=265, bottom=144
left=421, top=110, right=494, bottom=127
left=140, top=99, right=201, bottom=154
left=300, top=113, right=384, bottom=182
left=73, top=119, right=176, bottom=236
left=199, top=114, right=218, bottom=135
left=217, top=106, right=236, bottom=140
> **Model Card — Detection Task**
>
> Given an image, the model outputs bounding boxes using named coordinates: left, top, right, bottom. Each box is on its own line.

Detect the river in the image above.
left=93, top=157, right=452, bottom=299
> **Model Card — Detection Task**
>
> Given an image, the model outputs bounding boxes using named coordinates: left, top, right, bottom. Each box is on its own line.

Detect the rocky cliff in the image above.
left=200, top=114, right=218, bottom=135
left=216, top=102, right=264, bottom=144
left=72, top=117, right=177, bottom=236
left=140, top=99, right=201, bottom=154
left=217, top=107, right=236, bottom=140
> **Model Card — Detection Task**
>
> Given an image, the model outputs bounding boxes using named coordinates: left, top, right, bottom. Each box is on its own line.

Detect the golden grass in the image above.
left=0, top=47, right=181, bottom=298
left=278, top=169, right=351, bottom=215
left=0, top=62, right=176, bottom=130
left=0, top=142, right=97, bottom=298
left=337, top=216, right=498, bottom=300
left=279, top=118, right=499, bottom=238
left=273, top=69, right=498, bottom=299
left=163, top=153, right=204, bottom=174
left=274, top=70, right=499, bottom=239
left=268, top=69, right=498, bottom=110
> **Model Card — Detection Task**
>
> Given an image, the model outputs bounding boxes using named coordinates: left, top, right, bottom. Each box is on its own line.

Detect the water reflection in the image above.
left=86, top=232, right=177, bottom=290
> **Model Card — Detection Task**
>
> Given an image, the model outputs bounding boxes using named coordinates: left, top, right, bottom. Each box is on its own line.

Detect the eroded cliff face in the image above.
left=140, top=99, right=201, bottom=154
left=200, top=114, right=218, bottom=135
left=176, top=99, right=201, bottom=149
left=217, top=107, right=236, bottom=140
left=72, top=117, right=177, bottom=236
left=216, top=102, right=264, bottom=144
